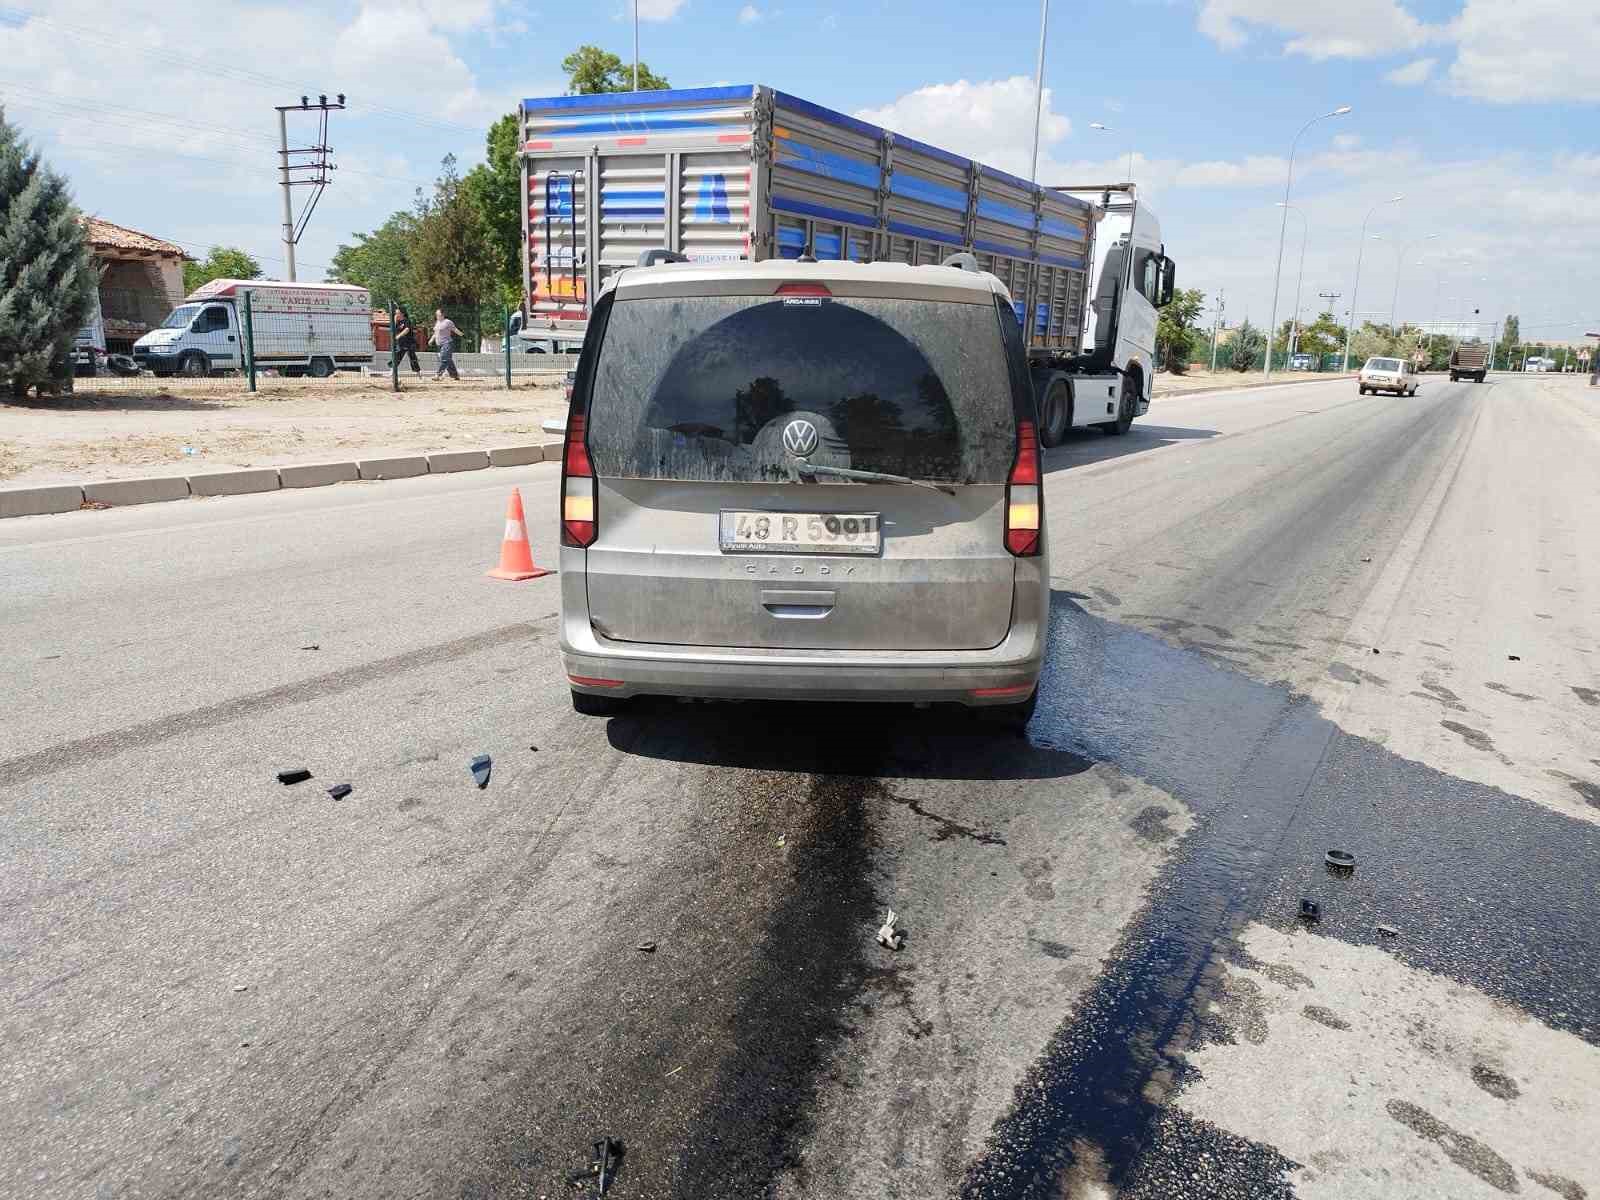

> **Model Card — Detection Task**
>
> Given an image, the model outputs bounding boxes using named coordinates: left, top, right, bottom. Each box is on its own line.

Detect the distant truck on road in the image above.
left=515, top=84, right=1175, bottom=441
left=134, top=280, right=373, bottom=378
left=1449, top=341, right=1489, bottom=383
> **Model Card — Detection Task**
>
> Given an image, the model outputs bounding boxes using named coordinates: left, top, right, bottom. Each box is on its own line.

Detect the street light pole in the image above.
left=1211, top=289, right=1225, bottom=372
left=1276, top=202, right=1308, bottom=357
left=1029, top=0, right=1050, bottom=184
left=1389, top=234, right=1438, bottom=336
left=633, top=0, right=640, bottom=91
left=1341, top=193, right=1404, bottom=371
left=1266, top=105, right=1351, bottom=379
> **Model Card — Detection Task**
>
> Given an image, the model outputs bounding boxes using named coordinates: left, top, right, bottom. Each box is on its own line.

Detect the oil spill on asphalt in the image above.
left=960, top=594, right=1600, bottom=1199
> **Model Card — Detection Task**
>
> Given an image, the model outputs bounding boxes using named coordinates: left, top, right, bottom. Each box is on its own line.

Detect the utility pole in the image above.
left=1210, top=289, right=1225, bottom=372
left=274, top=93, right=345, bottom=281
left=633, top=0, right=640, bottom=91
left=1317, top=291, right=1340, bottom=367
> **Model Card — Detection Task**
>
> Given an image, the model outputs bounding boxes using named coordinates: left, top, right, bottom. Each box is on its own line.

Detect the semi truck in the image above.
left=516, top=84, right=1175, bottom=442
left=133, top=280, right=373, bottom=378
left=1449, top=341, right=1489, bottom=383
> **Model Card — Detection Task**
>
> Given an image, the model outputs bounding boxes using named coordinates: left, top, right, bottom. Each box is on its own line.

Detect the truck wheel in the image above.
left=1038, top=378, right=1070, bottom=447
left=1449, top=372, right=1458, bottom=383
left=179, top=352, right=209, bottom=378
left=1101, top=375, right=1136, bottom=436
left=307, top=357, right=335, bottom=379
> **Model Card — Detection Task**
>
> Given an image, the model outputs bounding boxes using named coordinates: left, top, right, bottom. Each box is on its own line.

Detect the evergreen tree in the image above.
left=0, top=109, right=96, bottom=397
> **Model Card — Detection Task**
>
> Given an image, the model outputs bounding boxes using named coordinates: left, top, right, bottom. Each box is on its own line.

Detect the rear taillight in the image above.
left=1004, top=419, right=1041, bottom=557
left=561, top=412, right=597, bottom=548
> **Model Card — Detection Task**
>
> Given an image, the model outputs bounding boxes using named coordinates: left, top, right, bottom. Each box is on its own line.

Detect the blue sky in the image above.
left=4, top=0, right=1597, bottom=346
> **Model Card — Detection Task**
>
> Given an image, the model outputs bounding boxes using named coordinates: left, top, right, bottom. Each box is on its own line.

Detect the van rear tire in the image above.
left=571, top=689, right=626, bottom=717
left=979, top=688, right=1038, bottom=735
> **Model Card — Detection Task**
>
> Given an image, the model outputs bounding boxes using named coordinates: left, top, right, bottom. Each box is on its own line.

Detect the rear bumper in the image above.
left=559, top=548, right=1048, bottom=705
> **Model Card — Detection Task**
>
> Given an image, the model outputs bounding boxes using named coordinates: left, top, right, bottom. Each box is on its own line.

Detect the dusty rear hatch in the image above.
left=579, top=283, right=1022, bottom=651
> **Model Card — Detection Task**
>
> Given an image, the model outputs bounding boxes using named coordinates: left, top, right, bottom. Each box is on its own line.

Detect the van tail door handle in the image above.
left=761, top=589, right=836, bottom=619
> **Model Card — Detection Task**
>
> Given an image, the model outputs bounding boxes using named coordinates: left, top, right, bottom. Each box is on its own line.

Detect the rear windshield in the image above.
left=1367, top=358, right=1402, bottom=371
left=585, top=293, right=1018, bottom=484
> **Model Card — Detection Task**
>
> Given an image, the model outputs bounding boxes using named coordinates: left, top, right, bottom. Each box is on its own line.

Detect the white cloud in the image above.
left=1445, top=0, right=1600, bottom=102
left=1332, top=134, right=1362, bottom=150
left=1556, top=152, right=1600, bottom=176
left=634, top=0, right=687, bottom=19
left=737, top=3, right=762, bottom=22
left=1196, top=0, right=1439, bottom=58
left=1384, top=57, right=1436, bottom=85
left=855, top=77, right=1071, bottom=180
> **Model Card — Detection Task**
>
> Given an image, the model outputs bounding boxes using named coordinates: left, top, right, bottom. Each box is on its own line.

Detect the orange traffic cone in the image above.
left=486, top=487, right=551, bottom=580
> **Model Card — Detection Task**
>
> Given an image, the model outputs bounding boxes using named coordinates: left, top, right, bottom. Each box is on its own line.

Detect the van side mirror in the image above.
left=1158, top=256, right=1176, bottom=307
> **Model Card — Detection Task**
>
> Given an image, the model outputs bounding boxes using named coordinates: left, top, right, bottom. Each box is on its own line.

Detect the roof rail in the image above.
left=938, top=252, right=980, bottom=272
left=637, top=249, right=691, bottom=267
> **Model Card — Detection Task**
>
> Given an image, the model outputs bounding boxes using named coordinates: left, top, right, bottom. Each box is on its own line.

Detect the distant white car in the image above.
left=1359, top=356, right=1417, bottom=396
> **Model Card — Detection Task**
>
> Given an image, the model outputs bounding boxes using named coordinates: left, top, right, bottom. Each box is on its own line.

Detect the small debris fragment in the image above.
left=232, top=983, right=248, bottom=993
left=570, top=1138, right=620, bottom=1195
left=1507, top=654, right=1521, bottom=662
left=470, top=754, right=492, bottom=789
left=664, top=1065, right=683, bottom=1077
left=277, top=768, right=312, bottom=786
left=1360, top=556, right=1372, bottom=563
left=299, top=644, right=319, bottom=651
left=1371, top=648, right=1381, bottom=655
left=240, top=1040, right=251, bottom=1047
left=636, top=941, right=657, bottom=953
left=1377, top=923, right=1399, bottom=937
left=1299, top=899, right=1321, bottom=922
left=529, top=745, right=539, bottom=752
left=79, top=499, right=112, bottom=511
left=876, top=908, right=905, bottom=951
left=1325, top=849, right=1356, bottom=872
left=327, top=783, right=353, bottom=801
left=775, top=835, right=786, bottom=848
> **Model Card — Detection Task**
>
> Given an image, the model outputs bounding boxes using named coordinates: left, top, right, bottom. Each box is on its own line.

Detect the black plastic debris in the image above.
left=529, top=745, right=539, bottom=752
left=470, top=754, right=492, bottom=789
left=1360, top=556, right=1373, bottom=563
left=277, top=768, right=312, bottom=786
left=300, top=644, right=319, bottom=651
left=327, top=783, right=352, bottom=801
left=1299, top=899, right=1321, bottom=922
left=1371, top=647, right=1381, bottom=655
left=1325, top=849, right=1356, bottom=872
left=570, top=1138, right=621, bottom=1194
left=636, top=941, right=657, bottom=953
left=1377, top=923, right=1400, bottom=937
left=1507, top=654, right=1521, bottom=662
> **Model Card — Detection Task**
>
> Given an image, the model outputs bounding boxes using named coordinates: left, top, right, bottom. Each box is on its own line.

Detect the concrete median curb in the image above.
left=358, top=455, right=429, bottom=481
left=0, top=484, right=86, bottom=518
left=425, top=450, right=490, bottom=474
left=280, top=462, right=359, bottom=488
left=5, top=438, right=558, bottom=520
left=84, top=476, right=191, bottom=507
left=188, top=469, right=282, bottom=498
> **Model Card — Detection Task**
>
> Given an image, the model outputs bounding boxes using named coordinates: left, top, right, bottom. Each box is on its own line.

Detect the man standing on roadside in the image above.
left=392, top=306, right=420, bottom=375
left=430, top=308, right=462, bottom=381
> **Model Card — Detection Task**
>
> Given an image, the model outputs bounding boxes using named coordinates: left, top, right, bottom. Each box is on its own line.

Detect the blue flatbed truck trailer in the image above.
left=518, top=84, right=1175, bottom=442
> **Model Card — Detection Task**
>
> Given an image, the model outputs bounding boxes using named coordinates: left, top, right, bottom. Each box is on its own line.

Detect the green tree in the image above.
left=462, top=112, right=523, bottom=304
left=328, top=209, right=421, bottom=310
left=1501, top=313, right=1519, bottom=347
left=1230, top=319, right=1265, bottom=372
left=407, top=155, right=498, bottom=346
left=561, top=44, right=669, bottom=94
left=0, top=108, right=96, bottom=397
left=183, top=246, right=261, bottom=293
left=1156, top=286, right=1204, bottom=374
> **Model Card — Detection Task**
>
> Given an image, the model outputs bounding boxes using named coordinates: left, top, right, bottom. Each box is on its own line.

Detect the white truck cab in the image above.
left=134, top=280, right=373, bottom=378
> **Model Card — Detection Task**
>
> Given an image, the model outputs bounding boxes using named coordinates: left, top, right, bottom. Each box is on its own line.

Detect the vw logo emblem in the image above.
left=782, top=419, right=820, bottom=457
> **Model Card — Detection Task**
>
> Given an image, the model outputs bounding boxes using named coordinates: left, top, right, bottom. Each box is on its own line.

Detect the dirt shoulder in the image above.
left=0, top=368, right=1351, bottom=490
left=0, top=376, right=569, bottom=487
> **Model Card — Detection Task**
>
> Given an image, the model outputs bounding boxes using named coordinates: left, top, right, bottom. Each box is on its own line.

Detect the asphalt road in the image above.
left=4, top=371, right=1597, bottom=1200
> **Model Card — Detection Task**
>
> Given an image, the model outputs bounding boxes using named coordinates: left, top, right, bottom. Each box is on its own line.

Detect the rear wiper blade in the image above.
left=793, top=462, right=956, bottom=495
